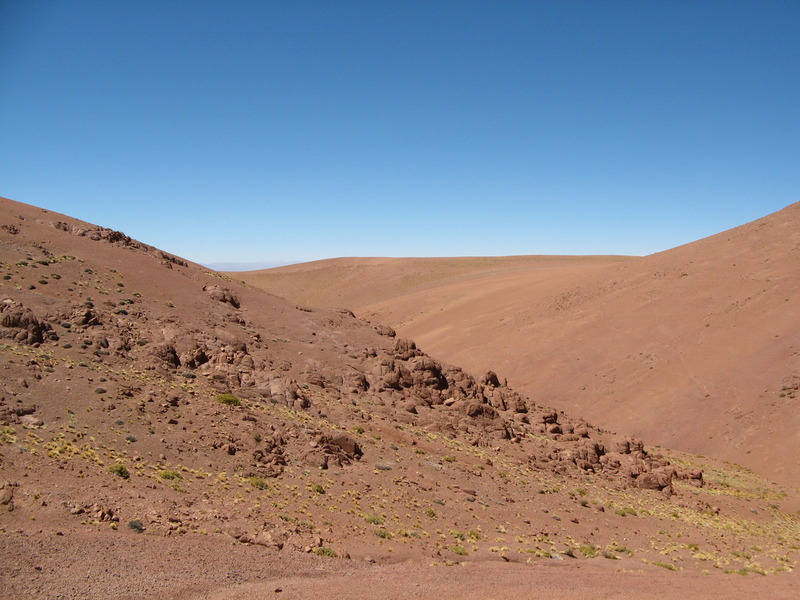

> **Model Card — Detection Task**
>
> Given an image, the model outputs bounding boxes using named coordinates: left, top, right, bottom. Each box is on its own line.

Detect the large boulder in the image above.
left=203, top=285, right=240, bottom=308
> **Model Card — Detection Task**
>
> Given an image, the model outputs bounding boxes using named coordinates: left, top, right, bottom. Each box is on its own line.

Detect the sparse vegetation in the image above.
left=216, top=393, right=241, bottom=406
left=107, top=463, right=130, bottom=479
left=608, top=542, right=633, bottom=556
left=614, top=506, right=638, bottom=517
left=248, top=476, right=268, bottom=490
left=127, top=519, right=144, bottom=533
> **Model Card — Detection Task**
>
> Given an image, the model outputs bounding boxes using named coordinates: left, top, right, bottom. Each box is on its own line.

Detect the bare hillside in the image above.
left=1, top=197, right=798, bottom=599
left=236, top=203, right=800, bottom=486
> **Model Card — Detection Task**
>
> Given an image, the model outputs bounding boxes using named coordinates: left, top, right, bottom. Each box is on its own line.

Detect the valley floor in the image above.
left=2, top=523, right=797, bottom=600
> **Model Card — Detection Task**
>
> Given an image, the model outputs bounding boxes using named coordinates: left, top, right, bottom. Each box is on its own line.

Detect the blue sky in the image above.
left=2, top=1, right=798, bottom=267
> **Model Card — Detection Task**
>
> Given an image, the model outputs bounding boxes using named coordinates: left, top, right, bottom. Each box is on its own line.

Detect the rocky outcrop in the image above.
left=203, top=285, right=240, bottom=308
left=0, top=301, right=57, bottom=344
left=52, top=221, right=187, bottom=266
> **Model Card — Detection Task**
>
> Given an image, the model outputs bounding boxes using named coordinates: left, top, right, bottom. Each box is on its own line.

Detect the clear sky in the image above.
left=2, top=1, right=799, bottom=267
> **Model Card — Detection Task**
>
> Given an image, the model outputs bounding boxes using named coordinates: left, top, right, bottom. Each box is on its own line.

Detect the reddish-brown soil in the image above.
left=237, top=203, right=800, bottom=487
left=3, top=523, right=799, bottom=599
left=1, top=196, right=798, bottom=599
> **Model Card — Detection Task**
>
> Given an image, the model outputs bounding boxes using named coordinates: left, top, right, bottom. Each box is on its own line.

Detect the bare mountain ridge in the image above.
left=0, top=196, right=695, bottom=504
left=236, top=203, right=800, bottom=486
left=1, top=196, right=798, bottom=599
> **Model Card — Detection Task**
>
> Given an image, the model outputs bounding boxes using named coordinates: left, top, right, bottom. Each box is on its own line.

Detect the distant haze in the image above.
left=204, top=260, right=298, bottom=272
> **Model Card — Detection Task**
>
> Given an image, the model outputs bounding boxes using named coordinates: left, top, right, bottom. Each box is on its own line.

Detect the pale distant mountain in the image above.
left=204, top=260, right=298, bottom=271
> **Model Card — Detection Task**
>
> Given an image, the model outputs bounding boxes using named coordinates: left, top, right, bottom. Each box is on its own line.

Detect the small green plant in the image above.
left=216, top=393, right=241, bottom=407
left=399, top=529, right=421, bottom=538
left=442, top=455, right=456, bottom=462
left=375, top=529, right=393, bottom=539
left=614, top=506, right=638, bottom=517
left=353, top=426, right=365, bottom=434
left=608, top=542, right=632, bottom=556
left=0, top=426, right=17, bottom=444
left=578, top=544, right=598, bottom=558
left=424, top=508, right=437, bottom=518
left=158, top=470, right=183, bottom=480
left=364, top=513, right=384, bottom=525
left=450, top=545, right=468, bottom=556
left=313, top=546, right=337, bottom=558
left=127, top=519, right=144, bottom=533
left=107, top=463, right=130, bottom=479
left=248, top=476, right=268, bottom=490
left=652, top=561, right=678, bottom=572
left=311, top=484, right=326, bottom=494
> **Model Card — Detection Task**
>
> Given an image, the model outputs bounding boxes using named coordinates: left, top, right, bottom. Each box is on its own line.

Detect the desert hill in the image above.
left=235, top=203, right=800, bottom=487
left=1, top=196, right=798, bottom=599
left=237, top=255, right=633, bottom=315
